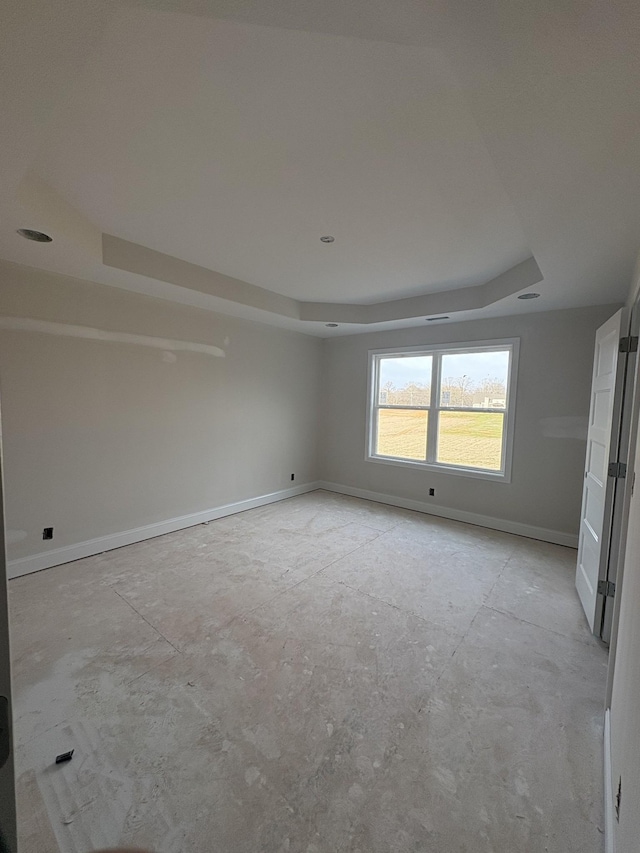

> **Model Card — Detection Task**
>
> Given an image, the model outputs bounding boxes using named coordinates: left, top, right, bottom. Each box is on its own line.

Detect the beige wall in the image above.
left=0, top=261, right=322, bottom=567
left=319, top=305, right=619, bottom=540
left=0, top=260, right=617, bottom=567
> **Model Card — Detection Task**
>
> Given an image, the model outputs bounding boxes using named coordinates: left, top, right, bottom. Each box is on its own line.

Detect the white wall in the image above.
left=610, top=433, right=640, bottom=852
left=0, top=261, right=322, bottom=573
left=319, top=305, right=618, bottom=542
left=608, top=259, right=640, bottom=853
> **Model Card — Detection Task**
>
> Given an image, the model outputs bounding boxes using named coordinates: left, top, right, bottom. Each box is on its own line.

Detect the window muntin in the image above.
left=368, top=342, right=517, bottom=479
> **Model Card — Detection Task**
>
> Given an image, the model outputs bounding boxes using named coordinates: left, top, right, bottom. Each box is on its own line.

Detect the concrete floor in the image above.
left=9, top=491, right=608, bottom=853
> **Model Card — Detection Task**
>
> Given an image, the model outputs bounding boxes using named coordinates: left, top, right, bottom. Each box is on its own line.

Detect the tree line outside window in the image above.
left=379, top=375, right=507, bottom=408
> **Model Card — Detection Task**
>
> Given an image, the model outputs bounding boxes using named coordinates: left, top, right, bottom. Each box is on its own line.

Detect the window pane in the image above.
left=437, top=411, right=504, bottom=471
left=379, top=356, right=432, bottom=406
left=376, top=409, right=428, bottom=461
left=440, top=350, right=509, bottom=408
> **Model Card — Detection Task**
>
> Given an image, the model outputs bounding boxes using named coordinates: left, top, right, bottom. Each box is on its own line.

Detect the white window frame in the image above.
left=366, top=338, right=519, bottom=482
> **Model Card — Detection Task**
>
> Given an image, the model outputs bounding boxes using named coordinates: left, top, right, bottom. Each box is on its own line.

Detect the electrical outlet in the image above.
left=429, top=488, right=435, bottom=496
left=43, top=527, right=54, bottom=540
left=291, top=473, right=295, bottom=481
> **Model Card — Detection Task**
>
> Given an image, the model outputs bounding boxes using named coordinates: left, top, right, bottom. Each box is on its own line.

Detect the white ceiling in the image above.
left=1, top=0, right=639, bottom=335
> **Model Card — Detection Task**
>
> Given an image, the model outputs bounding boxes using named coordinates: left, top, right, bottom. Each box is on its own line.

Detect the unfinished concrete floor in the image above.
left=9, top=491, right=607, bottom=853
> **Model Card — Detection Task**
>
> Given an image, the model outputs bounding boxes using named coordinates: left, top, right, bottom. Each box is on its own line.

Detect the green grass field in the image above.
left=376, top=409, right=504, bottom=470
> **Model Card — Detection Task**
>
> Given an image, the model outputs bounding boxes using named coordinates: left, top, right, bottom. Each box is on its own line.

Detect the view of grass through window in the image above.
left=437, top=411, right=504, bottom=470
left=376, top=409, right=429, bottom=460
left=372, top=347, right=511, bottom=472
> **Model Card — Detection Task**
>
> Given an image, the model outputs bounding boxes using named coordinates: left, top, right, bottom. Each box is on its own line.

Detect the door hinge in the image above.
left=598, top=580, right=616, bottom=598
left=608, top=461, right=627, bottom=478
left=619, top=335, right=639, bottom=353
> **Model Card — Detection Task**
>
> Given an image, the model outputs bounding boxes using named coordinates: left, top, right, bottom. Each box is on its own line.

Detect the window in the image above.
left=367, top=340, right=518, bottom=480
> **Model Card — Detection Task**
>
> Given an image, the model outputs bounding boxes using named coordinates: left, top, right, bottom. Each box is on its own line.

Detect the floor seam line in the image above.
left=481, top=603, right=599, bottom=647
left=429, top=555, right=517, bottom=686
left=311, top=529, right=388, bottom=576
left=335, top=580, right=438, bottom=627
left=111, top=587, right=184, bottom=655
left=482, top=553, right=517, bottom=603
left=432, top=607, right=485, bottom=686
left=203, top=530, right=390, bottom=637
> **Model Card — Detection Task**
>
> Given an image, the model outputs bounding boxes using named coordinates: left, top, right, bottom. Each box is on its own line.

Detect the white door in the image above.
left=576, top=309, right=626, bottom=633
left=0, top=413, right=17, bottom=851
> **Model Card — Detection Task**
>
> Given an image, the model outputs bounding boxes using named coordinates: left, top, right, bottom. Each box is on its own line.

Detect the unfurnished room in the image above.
left=1, top=2, right=640, bottom=852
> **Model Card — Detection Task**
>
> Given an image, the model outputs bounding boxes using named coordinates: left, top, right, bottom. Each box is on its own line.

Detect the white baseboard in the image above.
left=7, top=481, right=320, bottom=580
left=317, top=481, right=579, bottom=548
left=8, top=478, right=576, bottom=580
left=604, top=709, right=616, bottom=853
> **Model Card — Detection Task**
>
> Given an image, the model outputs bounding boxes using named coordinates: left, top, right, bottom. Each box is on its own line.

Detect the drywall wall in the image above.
left=609, top=259, right=640, bottom=853
left=0, top=450, right=16, bottom=851
left=319, top=304, right=619, bottom=542
left=0, top=260, right=321, bottom=573
left=609, top=420, right=640, bottom=852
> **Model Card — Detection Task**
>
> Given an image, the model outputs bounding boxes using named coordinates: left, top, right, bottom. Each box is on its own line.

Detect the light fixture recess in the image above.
left=426, top=316, right=450, bottom=321
left=517, top=292, right=540, bottom=300
left=320, top=236, right=335, bottom=243
left=17, top=228, right=52, bottom=243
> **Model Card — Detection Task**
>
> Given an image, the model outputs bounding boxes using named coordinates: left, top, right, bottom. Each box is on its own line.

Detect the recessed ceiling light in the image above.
left=320, top=235, right=335, bottom=243
left=325, top=323, right=339, bottom=328
left=518, top=292, right=540, bottom=300
left=17, top=228, right=52, bottom=243
left=426, top=316, right=450, bottom=321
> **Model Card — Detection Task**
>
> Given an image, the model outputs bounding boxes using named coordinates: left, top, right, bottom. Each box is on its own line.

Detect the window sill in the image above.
left=366, top=453, right=511, bottom=483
